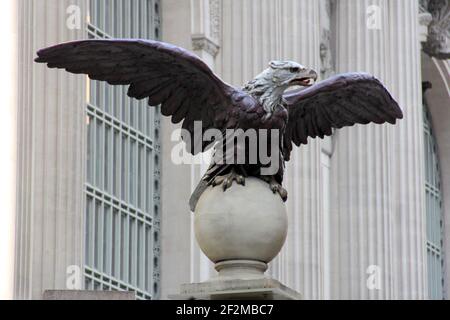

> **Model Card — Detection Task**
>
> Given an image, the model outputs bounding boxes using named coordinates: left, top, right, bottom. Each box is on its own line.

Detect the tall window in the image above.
left=85, top=0, right=161, bottom=300
left=423, top=102, right=444, bottom=300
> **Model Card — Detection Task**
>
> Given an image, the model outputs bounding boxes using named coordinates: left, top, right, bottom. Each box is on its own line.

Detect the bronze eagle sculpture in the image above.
left=35, top=39, right=403, bottom=211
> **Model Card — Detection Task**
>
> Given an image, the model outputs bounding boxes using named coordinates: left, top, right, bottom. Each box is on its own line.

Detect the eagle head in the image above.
left=268, top=60, right=318, bottom=88
left=244, top=61, right=318, bottom=113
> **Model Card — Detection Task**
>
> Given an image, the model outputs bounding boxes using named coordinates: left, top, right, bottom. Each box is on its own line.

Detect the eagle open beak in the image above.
left=290, top=69, right=318, bottom=87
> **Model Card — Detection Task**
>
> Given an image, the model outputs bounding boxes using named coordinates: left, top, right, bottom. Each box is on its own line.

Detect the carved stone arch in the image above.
left=421, top=52, right=450, bottom=299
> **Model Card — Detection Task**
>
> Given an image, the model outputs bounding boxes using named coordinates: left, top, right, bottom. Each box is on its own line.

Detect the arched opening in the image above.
left=423, top=100, right=444, bottom=300
left=422, top=53, right=450, bottom=299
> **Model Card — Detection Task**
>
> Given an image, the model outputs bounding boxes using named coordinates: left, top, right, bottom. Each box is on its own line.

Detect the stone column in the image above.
left=387, top=0, right=427, bottom=299
left=189, top=0, right=221, bottom=284
left=219, top=0, right=325, bottom=299
left=15, top=0, right=87, bottom=299
left=332, top=0, right=426, bottom=299
left=0, top=0, right=18, bottom=300
left=160, top=0, right=223, bottom=298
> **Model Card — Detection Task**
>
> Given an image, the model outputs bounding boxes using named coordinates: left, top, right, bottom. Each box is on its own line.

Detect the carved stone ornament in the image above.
left=420, top=0, right=450, bottom=59
left=320, top=29, right=335, bottom=79
left=209, top=0, right=221, bottom=42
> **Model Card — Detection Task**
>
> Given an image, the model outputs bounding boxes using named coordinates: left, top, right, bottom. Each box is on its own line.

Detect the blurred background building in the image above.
left=1, top=0, right=449, bottom=300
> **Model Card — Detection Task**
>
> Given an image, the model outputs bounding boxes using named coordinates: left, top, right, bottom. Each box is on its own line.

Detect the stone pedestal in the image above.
left=172, top=178, right=301, bottom=300
left=173, top=260, right=301, bottom=300
left=174, top=277, right=302, bottom=300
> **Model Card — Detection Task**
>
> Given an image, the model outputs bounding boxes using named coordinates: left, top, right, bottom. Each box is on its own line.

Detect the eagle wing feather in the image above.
left=35, top=39, right=256, bottom=154
left=282, top=73, right=403, bottom=160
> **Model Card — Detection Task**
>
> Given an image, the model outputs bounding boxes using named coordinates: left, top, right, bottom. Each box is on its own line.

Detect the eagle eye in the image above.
left=290, top=67, right=300, bottom=73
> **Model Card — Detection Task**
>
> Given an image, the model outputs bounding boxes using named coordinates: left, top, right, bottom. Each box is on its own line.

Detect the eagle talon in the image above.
left=211, top=175, right=225, bottom=187
left=212, top=169, right=246, bottom=191
left=278, top=187, right=288, bottom=202
left=261, top=176, right=288, bottom=202
left=236, top=175, right=246, bottom=186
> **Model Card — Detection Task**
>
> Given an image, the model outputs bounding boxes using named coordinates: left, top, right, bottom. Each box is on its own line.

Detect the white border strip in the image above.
left=0, top=0, right=18, bottom=300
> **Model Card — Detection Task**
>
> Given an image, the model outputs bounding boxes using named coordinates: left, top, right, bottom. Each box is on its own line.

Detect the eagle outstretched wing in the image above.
left=35, top=39, right=253, bottom=154
left=282, top=72, right=403, bottom=160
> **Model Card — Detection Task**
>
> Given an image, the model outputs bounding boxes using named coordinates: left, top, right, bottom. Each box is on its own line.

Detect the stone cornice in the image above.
left=191, top=34, right=220, bottom=57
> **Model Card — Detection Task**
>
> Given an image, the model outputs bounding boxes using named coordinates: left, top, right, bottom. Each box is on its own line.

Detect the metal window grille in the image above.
left=423, top=102, right=444, bottom=300
left=84, top=0, right=161, bottom=300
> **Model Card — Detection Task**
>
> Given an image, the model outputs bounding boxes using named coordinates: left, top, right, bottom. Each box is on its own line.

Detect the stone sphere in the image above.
left=194, top=177, right=288, bottom=264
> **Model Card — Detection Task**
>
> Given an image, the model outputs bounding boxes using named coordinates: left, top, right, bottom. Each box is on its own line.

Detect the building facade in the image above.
left=1, top=0, right=449, bottom=300
left=13, top=0, right=162, bottom=300
left=84, top=0, right=162, bottom=300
